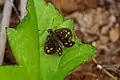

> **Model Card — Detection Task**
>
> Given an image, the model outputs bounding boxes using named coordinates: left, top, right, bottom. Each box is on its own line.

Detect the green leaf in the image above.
left=0, top=66, right=28, bottom=80
left=5, top=0, right=96, bottom=80
left=34, top=0, right=96, bottom=80
left=5, top=0, right=39, bottom=80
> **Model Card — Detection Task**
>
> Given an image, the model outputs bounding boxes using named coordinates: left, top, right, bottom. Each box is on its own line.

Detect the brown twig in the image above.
left=20, top=0, right=27, bottom=20
left=92, top=57, right=118, bottom=80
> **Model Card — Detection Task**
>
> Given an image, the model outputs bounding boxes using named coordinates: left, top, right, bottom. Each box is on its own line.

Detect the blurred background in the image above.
left=0, top=0, right=120, bottom=80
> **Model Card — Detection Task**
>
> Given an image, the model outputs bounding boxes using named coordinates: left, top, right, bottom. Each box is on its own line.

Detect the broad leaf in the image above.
left=34, top=0, right=96, bottom=80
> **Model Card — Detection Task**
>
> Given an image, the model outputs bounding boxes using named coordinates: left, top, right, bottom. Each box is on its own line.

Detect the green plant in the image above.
left=0, top=0, right=96, bottom=80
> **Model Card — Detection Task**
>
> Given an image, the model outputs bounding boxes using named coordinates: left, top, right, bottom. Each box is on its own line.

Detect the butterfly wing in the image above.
left=55, top=28, right=75, bottom=47
left=44, top=35, right=63, bottom=56
left=62, top=39, right=75, bottom=47
left=54, top=42, right=63, bottom=56
left=44, top=35, right=56, bottom=54
left=55, top=28, right=72, bottom=40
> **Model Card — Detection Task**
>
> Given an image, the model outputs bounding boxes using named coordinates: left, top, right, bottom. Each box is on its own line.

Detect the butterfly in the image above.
left=44, top=28, right=75, bottom=56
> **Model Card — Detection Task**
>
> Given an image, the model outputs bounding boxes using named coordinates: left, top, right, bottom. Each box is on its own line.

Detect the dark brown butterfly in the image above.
left=44, top=28, right=75, bottom=56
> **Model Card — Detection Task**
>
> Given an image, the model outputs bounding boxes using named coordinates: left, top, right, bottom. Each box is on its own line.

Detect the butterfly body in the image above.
left=44, top=28, right=75, bottom=56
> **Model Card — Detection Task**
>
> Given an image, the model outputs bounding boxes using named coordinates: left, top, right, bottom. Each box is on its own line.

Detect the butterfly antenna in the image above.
left=38, top=29, right=46, bottom=31
left=50, top=18, right=55, bottom=29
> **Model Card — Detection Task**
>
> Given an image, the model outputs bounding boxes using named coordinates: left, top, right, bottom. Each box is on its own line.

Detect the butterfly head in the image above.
left=47, top=29, right=53, bottom=34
